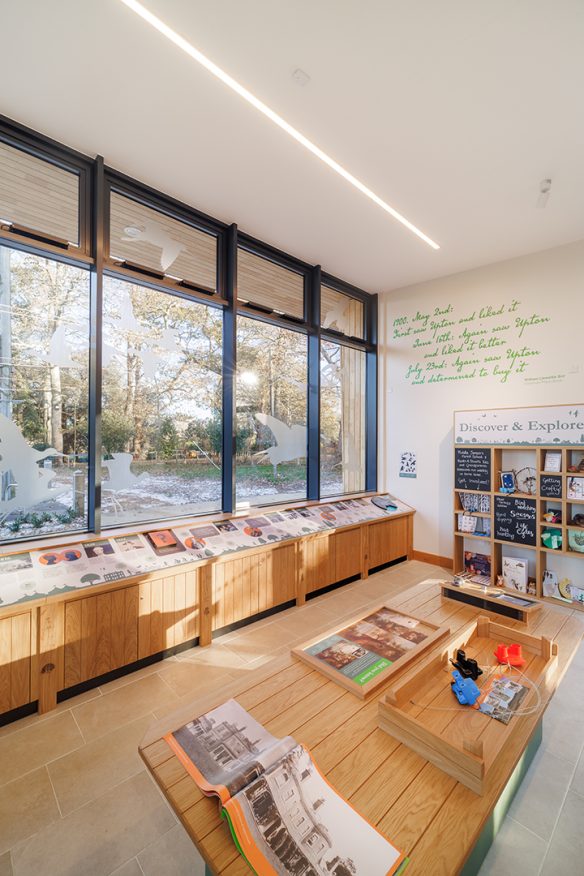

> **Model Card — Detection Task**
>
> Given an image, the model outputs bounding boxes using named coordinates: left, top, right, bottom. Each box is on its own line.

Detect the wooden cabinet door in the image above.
left=0, top=611, right=32, bottom=712
left=368, top=518, right=409, bottom=570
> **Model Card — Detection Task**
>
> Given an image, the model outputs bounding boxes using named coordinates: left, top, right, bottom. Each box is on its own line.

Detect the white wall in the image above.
left=378, top=239, right=584, bottom=558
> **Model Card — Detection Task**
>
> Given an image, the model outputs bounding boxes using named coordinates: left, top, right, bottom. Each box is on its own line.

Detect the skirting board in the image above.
left=412, top=550, right=453, bottom=569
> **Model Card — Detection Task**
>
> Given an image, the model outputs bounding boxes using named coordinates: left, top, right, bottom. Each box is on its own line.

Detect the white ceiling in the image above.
left=1, top=0, right=583, bottom=293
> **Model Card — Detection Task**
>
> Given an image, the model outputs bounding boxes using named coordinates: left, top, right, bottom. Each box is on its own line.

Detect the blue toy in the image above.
left=450, top=670, right=481, bottom=706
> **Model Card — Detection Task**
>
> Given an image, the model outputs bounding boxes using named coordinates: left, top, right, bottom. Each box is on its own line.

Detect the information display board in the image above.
left=494, top=496, right=537, bottom=546
left=455, top=447, right=491, bottom=492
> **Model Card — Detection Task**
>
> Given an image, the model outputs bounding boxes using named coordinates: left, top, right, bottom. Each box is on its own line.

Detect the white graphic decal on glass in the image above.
left=0, top=414, right=65, bottom=511
left=322, top=298, right=349, bottom=334
left=122, top=220, right=185, bottom=272
left=103, top=453, right=147, bottom=491
left=254, top=413, right=306, bottom=476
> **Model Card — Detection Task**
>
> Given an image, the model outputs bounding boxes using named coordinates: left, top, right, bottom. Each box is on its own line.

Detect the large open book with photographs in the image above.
left=292, top=606, right=449, bottom=698
left=164, top=699, right=406, bottom=876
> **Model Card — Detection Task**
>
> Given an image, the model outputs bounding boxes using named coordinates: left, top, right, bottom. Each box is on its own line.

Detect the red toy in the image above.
left=494, top=643, right=525, bottom=667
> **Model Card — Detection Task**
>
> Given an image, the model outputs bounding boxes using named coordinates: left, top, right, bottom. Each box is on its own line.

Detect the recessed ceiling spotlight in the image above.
left=118, top=0, right=440, bottom=250
left=536, top=178, right=552, bottom=208
left=291, top=68, right=311, bottom=87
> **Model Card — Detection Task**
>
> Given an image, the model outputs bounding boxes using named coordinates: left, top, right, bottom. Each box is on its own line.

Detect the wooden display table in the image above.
left=441, top=579, right=542, bottom=624
left=139, top=579, right=584, bottom=876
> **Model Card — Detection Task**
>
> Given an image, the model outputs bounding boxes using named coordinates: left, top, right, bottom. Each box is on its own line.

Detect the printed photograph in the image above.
left=216, top=520, right=238, bottom=533
left=232, top=744, right=402, bottom=876
left=190, top=525, right=220, bottom=539
left=184, top=536, right=206, bottom=551
left=0, top=552, right=33, bottom=574
left=38, top=551, right=62, bottom=566
left=147, top=529, right=186, bottom=555
left=477, top=676, right=528, bottom=724
left=83, top=539, right=115, bottom=559
left=59, top=549, right=82, bottom=563
left=114, top=534, right=145, bottom=552
left=312, top=637, right=368, bottom=670
left=340, top=609, right=427, bottom=662
left=243, top=526, right=263, bottom=538
left=170, top=699, right=295, bottom=800
left=149, top=529, right=177, bottom=548
left=245, top=517, right=270, bottom=529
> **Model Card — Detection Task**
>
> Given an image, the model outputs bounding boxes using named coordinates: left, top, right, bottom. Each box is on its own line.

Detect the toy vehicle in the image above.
left=450, top=670, right=481, bottom=706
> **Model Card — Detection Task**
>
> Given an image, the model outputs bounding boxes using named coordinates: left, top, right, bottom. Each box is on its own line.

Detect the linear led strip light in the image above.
left=119, top=0, right=440, bottom=250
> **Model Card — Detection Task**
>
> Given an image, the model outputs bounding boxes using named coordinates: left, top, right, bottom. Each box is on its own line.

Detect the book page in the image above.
left=224, top=744, right=405, bottom=876
left=164, top=699, right=296, bottom=805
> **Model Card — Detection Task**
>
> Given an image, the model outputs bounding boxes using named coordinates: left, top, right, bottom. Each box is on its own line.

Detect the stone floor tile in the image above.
left=138, top=824, right=205, bottom=876
left=71, top=674, right=179, bottom=743
left=0, top=711, right=84, bottom=787
left=48, top=714, right=153, bottom=814
left=478, top=817, right=548, bottom=876
left=0, top=767, right=60, bottom=855
left=508, top=747, right=575, bottom=841
left=11, top=772, right=175, bottom=876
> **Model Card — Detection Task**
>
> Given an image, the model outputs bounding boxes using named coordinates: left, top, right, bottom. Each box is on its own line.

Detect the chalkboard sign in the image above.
left=455, top=447, right=491, bottom=491
left=494, top=496, right=537, bottom=545
left=540, top=476, right=562, bottom=499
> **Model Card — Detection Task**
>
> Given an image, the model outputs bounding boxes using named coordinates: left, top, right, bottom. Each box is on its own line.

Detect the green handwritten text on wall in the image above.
left=393, top=298, right=552, bottom=386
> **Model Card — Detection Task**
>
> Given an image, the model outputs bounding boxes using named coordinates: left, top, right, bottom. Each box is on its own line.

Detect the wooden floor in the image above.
left=140, top=574, right=584, bottom=876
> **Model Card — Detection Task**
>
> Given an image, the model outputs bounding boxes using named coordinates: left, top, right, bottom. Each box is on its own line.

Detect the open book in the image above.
left=164, top=699, right=406, bottom=876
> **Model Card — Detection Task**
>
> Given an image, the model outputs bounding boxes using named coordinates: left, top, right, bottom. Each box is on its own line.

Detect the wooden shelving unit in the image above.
left=454, top=444, right=584, bottom=611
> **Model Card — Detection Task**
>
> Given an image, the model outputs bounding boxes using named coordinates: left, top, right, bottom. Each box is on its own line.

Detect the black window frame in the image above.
left=0, top=114, right=378, bottom=546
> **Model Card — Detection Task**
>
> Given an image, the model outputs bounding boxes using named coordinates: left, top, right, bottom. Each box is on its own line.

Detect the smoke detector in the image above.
left=536, top=178, right=552, bottom=208
left=291, top=68, right=311, bottom=87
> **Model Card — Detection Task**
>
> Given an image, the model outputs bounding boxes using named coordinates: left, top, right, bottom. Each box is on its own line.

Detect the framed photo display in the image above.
left=292, top=606, right=449, bottom=698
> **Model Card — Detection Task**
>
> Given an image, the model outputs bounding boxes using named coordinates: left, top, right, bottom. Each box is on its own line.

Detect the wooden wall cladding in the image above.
left=0, top=612, right=32, bottom=713
left=367, top=517, right=411, bottom=570
left=212, top=544, right=296, bottom=631
left=0, top=510, right=413, bottom=721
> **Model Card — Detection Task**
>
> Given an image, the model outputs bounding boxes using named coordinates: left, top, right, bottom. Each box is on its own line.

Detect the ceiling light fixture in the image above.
left=118, top=0, right=440, bottom=250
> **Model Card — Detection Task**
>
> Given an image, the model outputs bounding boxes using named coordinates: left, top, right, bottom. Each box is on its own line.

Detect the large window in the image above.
left=0, top=118, right=378, bottom=547
left=0, top=245, right=89, bottom=541
left=236, top=316, right=307, bottom=505
left=320, top=340, right=366, bottom=496
left=101, top=277, right=223, bottom=526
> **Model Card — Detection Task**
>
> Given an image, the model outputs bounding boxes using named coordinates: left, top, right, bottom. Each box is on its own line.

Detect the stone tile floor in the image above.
left=0, top=559, right=581, bottom=876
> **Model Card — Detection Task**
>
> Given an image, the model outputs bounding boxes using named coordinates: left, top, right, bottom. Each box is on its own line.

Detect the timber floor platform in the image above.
left=139, top=577, right=584, bottom=876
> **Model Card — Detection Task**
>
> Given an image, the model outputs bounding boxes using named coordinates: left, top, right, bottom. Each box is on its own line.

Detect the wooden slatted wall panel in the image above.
left=64, top=585, right=140, bottom=686
left=237, top=248, right=304, bottom=318
left=301, top=533, right=336, bottom=595
left=271, top=544, right=296, bottom=605
left=0, top=612, right=32, bottom=711
left=334, top=527, right=362, bottom=581
left=109, top=192, right=217, bottom=291
left=138, top=571, right=199, bottom=660
left=368, top=517, right=409, bottom=570
left=341, top=345, right=366, bottom=493
left=0, top=141, right=79, bottom=243
left=211, top=545, right=296, bottom=632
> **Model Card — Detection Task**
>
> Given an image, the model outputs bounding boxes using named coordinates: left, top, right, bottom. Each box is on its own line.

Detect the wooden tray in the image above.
left=292, top=604, right=449, bottom=698
left=378, top=615, right=558, bottom=794
left=441, top=579, right=542, bottom=624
